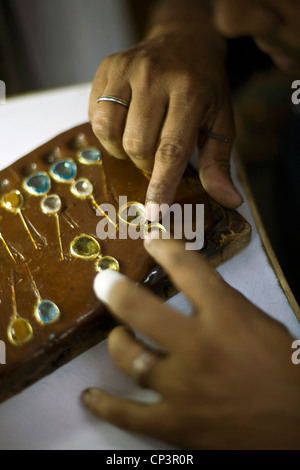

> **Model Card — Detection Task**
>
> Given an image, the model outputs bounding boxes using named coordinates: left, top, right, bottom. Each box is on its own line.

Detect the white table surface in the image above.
left=0, top=83, right=299, bottom=450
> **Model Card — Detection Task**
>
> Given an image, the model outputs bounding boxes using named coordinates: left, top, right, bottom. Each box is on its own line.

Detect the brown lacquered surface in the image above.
left=0, top=123, right=251, bottom=403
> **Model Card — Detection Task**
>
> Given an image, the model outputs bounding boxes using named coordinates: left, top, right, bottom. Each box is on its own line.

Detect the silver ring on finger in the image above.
left=97, top=95, right=130, bottom=108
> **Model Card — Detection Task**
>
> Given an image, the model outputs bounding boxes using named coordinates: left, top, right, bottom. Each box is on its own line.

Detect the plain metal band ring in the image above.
left=97, top=95, right=130, bottom=108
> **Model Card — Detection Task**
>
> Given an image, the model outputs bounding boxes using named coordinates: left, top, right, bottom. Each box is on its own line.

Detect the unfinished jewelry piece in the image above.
left=70, top=234, right=101, bottom=260
left=7, top=274, right=33, bottom=346
left=25, top=262, right=60, bottom=325
left=70, top=178, right=117, bottom=229
left=95, top=256, right=119, bottom=273
left=50, top=159, right=77, bottom=183
left=41, top=194, right=64, bottom=261
left=77, top=148, right=108, bottom=200
left=23, top=171, right=51, bottom=196
left=1, top=190, right=38, bottom=249
left=0, top=215, right=16, bottom=263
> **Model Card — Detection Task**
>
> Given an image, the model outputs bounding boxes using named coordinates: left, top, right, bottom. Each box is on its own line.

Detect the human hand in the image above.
left=89, top=26, right=243, bottom=215
left=81, top=239, right=300, bottom=449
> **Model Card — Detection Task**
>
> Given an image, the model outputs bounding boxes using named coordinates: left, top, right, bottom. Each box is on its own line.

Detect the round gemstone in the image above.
left=71, top=178, right=93, bottom=199
left=95, top=256, right=119, bottom=273
left=8, top=317, right=33, bottom=345
left=37, top=300, right=60, bottom=323
left=50, top=159, right=77, bottom=183
left=24, top=172, right=51, bottom=196
left=41, top=194, right=62, bottom=214
left=71, top=235, right=101, bottom=259
left=2, top=190, right=23, bottom=212
left=78, top=148, right=101, bottom=165
left=118, top=201, right=146, bottom=226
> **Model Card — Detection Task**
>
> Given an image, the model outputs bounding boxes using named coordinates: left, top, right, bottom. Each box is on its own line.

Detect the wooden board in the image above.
left=0, top=123, right=251, bottom=403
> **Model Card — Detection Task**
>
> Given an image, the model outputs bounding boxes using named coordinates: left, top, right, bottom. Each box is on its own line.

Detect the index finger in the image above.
left=145, top=91, right=204, bottom=219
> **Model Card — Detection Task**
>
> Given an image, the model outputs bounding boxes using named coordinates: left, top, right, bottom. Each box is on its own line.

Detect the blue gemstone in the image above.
left=37, top=300, right=60, bottom=323
left=51, top=160, right=77, bottom=182
left=25, top=172, right=51, bottom=196
left=78, top=148, right=101, bottom=164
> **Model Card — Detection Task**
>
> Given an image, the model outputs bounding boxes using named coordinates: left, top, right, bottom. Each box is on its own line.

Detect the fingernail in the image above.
left=81, top=389, right=92, bottom=406
left=145, top=202, right=160, bottom=222
left=93, top=270, right=125, bottom=305
left=233, top=186, right=244, bottom=203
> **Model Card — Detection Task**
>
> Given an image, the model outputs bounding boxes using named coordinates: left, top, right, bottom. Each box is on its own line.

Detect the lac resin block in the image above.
left=0, top=123, right=251, bottom=403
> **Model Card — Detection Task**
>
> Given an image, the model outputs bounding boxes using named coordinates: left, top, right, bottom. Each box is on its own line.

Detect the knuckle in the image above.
left=156, top=137, right=186, bottom=164
left=92, top=115, right=120, bottom=143
left=136, top=55, right=161, bottom=89
left=147, top=177, right=171, bottom=200
left=123, top=135, right=150, bottom=160
left=179, top=72, right=201, bottom=94
left=112, top=52, right=134, bottom=79
left=177, top=72, right=215, bottom=102
left=108, top=327, right=124, bottom=353
left=98, top=54, right=113, bottom=72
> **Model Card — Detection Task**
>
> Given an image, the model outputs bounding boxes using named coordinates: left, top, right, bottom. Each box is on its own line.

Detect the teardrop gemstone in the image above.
left=8, top=318, right=33, bottom=345
left=77, top=148, right=101, bottom=165
left=24, top=172, right=51, bottom=196
left=50, top=159, right=77, bottom=183
left=37, top=300, right=60, bottom=324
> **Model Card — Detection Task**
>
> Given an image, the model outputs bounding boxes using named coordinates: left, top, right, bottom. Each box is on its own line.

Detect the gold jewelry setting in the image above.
left=1, top=190, right=38, bottom=249
left=41, top=194, right=64, bottom=261
left=70, top=234, right=101, bottom=260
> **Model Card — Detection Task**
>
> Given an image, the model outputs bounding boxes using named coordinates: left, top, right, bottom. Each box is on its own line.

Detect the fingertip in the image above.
left=110, top=153, right=128, bottom=161
left=214, top=186, right=244, bottom=209
left=200, top=170, right=244, bottom=208
left=81, top=388, right=98, bottom=406
left=94, top=270, right=126, bottom=305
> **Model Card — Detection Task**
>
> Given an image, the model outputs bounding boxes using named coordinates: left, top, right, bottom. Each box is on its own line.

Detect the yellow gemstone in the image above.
left=71, top=235, right=101, bottom=259
left=95, top=256, right=119, bottom=273
left=2, top=190, right=23, bottom=212
left=8, top=318, right=33, bottom=346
